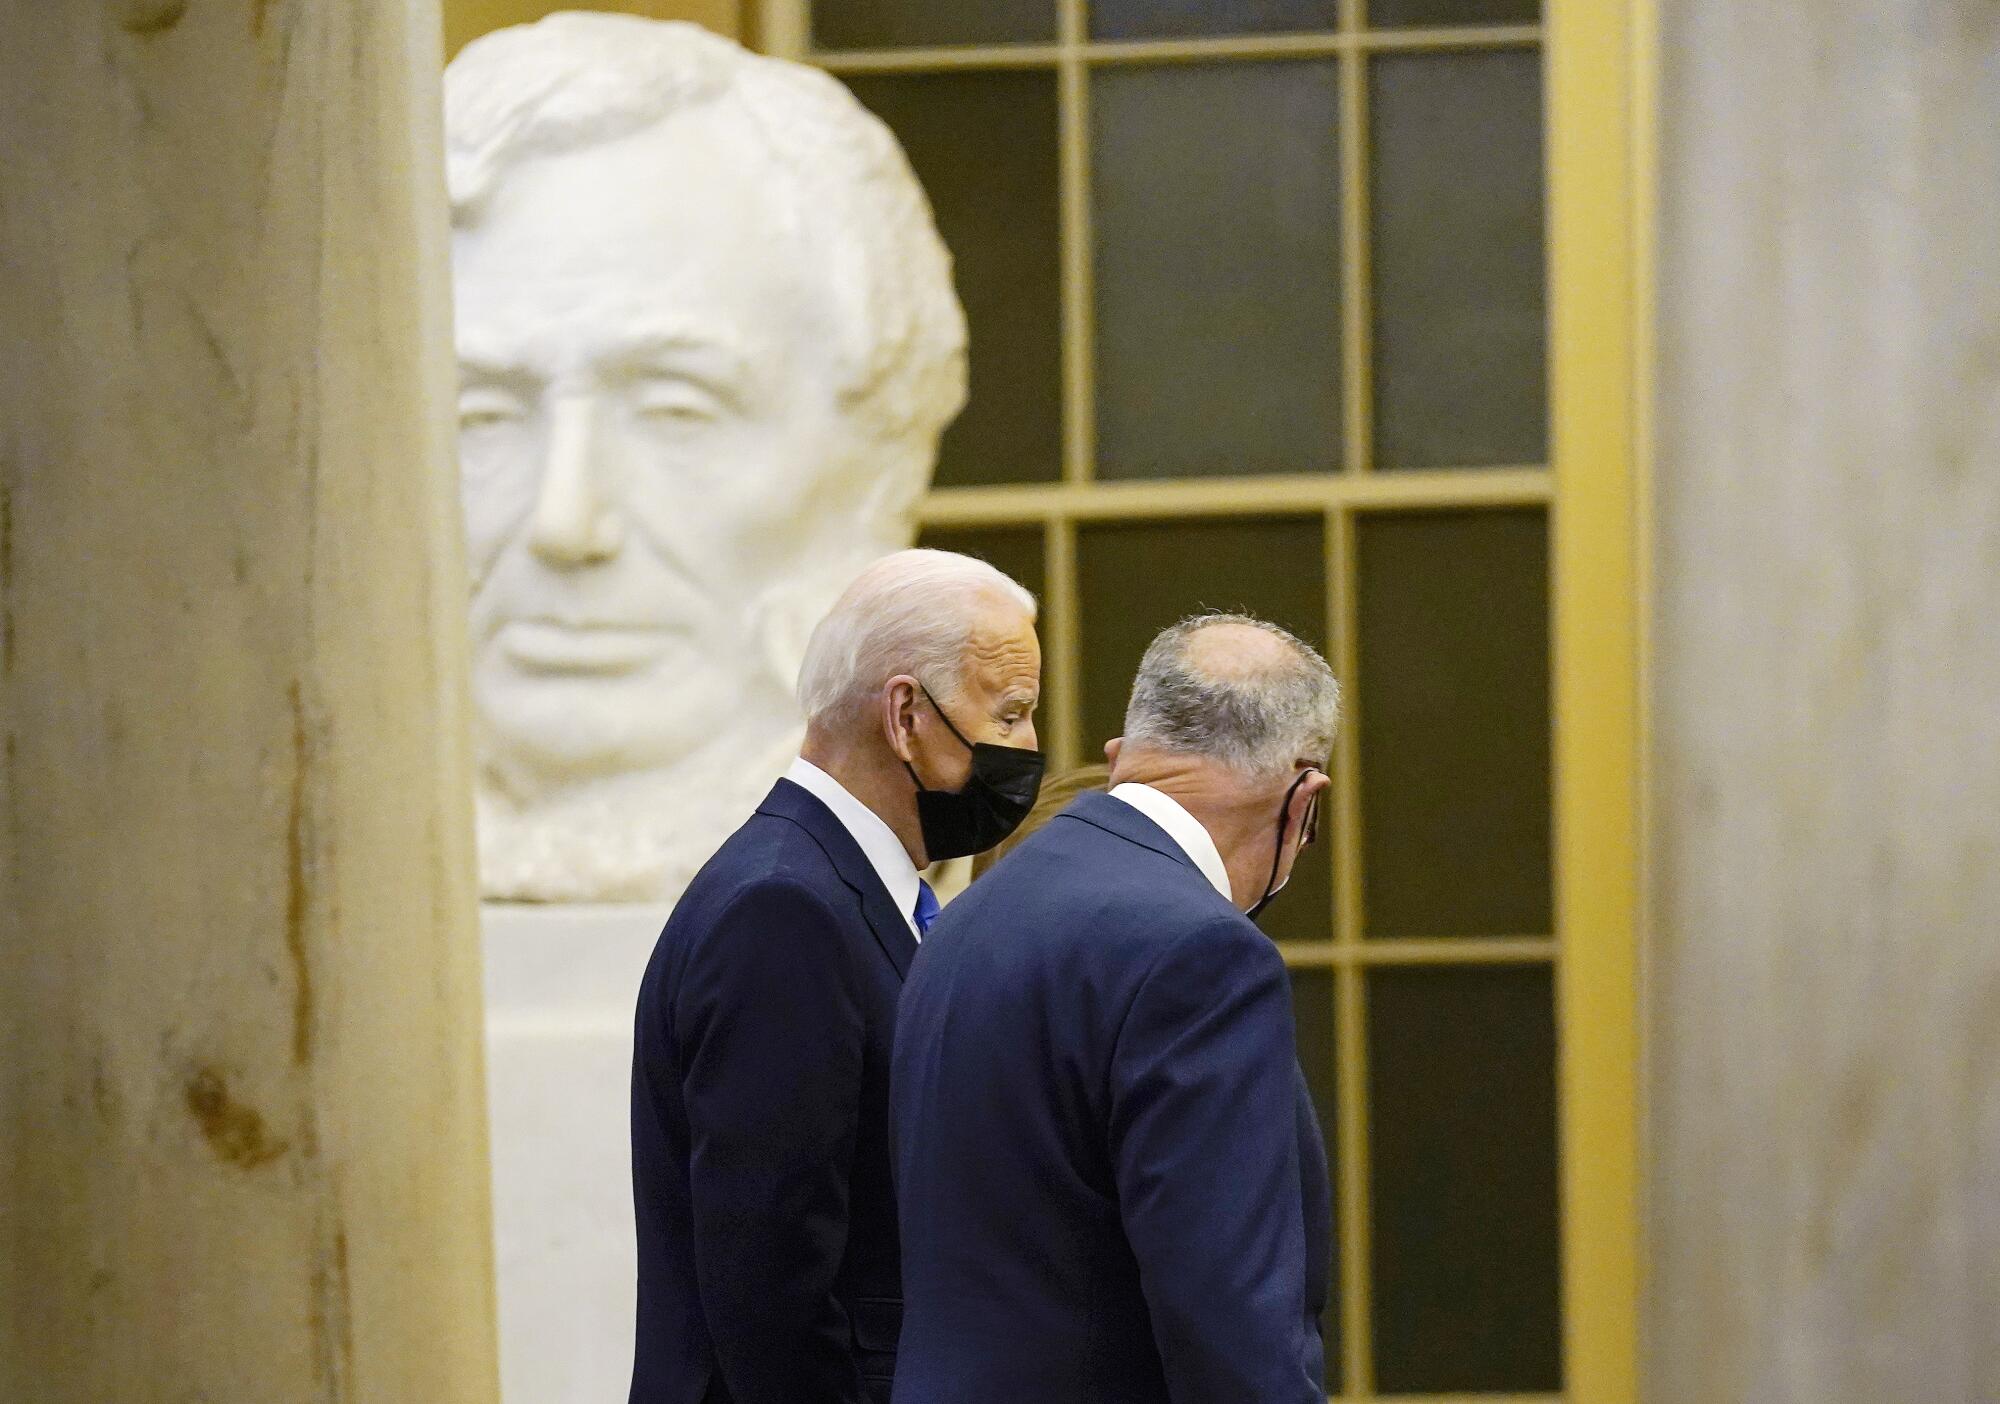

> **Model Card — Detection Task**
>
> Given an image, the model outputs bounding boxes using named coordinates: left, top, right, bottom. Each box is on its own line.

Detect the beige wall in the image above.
left=445, top=0, right=742, bottom=57
left=1648, top=4, right=2000, bottom=1401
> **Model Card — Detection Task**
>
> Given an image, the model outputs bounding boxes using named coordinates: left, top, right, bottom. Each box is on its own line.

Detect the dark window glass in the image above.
left=1355, top=509, right=1550, bottom=937
left=1089, top=0, right=1341, bottom=42
left=1370, top=50, right=1546, bottom=469
left=1287, top=965, right=1342, bottom=1378
left=845, top=72, right=1063, bottom=486
left=1075, top=517, right=1332, bottom=942
left=813, top=0, right=1056, bottom=50
left=1369, top=0, right=1539, bottom=26
left=1366, top=965, right=1562, bottom=1391
left=914, top=525, right=1048, bottom=604
left=1092, top=62, right=1342, bottom=480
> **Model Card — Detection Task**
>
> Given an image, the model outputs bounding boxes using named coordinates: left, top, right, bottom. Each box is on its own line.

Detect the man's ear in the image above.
left=1104, top=737, right=1124, bottom=766
left=882, top=676, right=922, bottom=765
left=1292, top=768, right=1333, bottom=822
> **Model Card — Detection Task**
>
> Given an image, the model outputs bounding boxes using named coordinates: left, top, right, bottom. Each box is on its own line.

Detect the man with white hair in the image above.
left=891, top=613, right=1339, bottom=1404
left=630, top=549, right=1043, bottom=1404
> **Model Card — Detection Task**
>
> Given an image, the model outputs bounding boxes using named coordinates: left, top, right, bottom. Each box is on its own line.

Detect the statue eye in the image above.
left=457, top=387, right=526, bottom=431
left=634, top=383, right=722, bottom=426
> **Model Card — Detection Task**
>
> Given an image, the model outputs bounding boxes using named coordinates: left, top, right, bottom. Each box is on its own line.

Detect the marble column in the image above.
left=0, top=4, right=499, bottom=1401
left=1649, top=5, right=2000, bottom=1401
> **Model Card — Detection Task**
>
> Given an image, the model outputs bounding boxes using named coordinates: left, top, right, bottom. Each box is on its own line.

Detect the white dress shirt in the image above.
left=783, top=757, right=925, bottom=938
left=1108, top=782, right=1234, bottom=902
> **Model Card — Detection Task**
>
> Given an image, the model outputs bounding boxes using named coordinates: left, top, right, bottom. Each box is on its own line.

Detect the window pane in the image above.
left=1093, top=62, right=1342, bottom=479
left=917, top=525, right=1055, bottom=756
left=1287, top=965, right=1342, bottom=1381
left=813, top=0, right=1055, bottom=50
left=1090, top=0, right=1341, bottom=42
left=1369, top=0, right=1539, bottom=27
left=1076, top=517, right=1332, bottom=943
left=914, top=525, right=1047, bottom=604
left=1367, top=965, right=1562, bottom=1392
left=1370, top=50, right=1546, bottom=469
left=1356, top=509, right=1550, bottom=937
left=845, top=72, right=1063, bottom=486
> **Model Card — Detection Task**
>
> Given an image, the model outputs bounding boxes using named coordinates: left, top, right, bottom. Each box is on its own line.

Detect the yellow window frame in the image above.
left=750, top=1, right=1655, bottom=1397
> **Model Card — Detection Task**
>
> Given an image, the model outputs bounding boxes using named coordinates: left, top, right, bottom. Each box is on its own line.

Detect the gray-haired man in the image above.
left=891, top=613, right=1339, bottom=1404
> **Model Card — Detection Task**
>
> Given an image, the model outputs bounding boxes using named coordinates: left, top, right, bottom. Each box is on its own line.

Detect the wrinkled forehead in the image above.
left=450, top=107, right=845, bottom=367
left=959, top=598, right=1042, bottom=701
left=461, top=100, right=776, bottom=230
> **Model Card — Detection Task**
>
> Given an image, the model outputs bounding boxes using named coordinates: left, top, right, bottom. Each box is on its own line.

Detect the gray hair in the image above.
left=1123, top=613, right=1341, bottom=783
left=798, top=550, right=1037, bottom=726
left=443, top=14, right=966, bottom=468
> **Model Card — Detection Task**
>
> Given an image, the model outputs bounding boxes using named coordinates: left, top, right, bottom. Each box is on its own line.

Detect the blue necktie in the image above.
left=912, top=879, right=940, bottom=938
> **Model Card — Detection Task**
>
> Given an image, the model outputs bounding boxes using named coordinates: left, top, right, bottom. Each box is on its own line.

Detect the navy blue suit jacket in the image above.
left=630, top=779, right=917, bottom=1404
left=890, top=791, right=1331, bottom=1404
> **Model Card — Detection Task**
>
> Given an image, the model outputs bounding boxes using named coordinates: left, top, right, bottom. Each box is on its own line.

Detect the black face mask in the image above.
left=1246, top=768, right=1323, bottom=921
left=903, top=683, right=1047, bottom=863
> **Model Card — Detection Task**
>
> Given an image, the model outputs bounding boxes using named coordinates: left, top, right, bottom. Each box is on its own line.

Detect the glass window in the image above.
left=1089, top=0, right=1342, bottom=43
left=1370, top=49, right=1546, bottom=469
left=1369, top=0, right=1539, bottom=27
left=1092, top=62, right=1343, bottom=480
left=1356, top=509, right=1551, bottom=937
left=914, top=524, right=1048, bottom=605
left=845, top=72, right=1065, bottom=486
left=813, top=0, right=1056, bottom=51
left=1366, top=965, right=1562, bottom=1392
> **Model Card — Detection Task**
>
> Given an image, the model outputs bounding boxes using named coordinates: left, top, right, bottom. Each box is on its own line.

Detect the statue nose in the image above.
left=529, top=395, right=623, bottom=565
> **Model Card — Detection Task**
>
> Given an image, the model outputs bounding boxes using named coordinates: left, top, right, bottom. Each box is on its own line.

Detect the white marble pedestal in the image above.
left=483, top=903, right=671, bottom=1404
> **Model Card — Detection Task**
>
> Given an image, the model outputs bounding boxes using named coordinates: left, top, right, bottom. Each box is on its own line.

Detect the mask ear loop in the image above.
left=1249, top=768, right=1317, bottom=918
left=904, top=681, right=976, bottom=795
left=916, top=682, right=977, bottom=751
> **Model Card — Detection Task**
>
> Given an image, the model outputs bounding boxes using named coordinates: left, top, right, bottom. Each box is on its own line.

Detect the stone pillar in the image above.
left=0, top=5, right=499, bottom=1401
left=1649, top=5, right=2000, bottom=1401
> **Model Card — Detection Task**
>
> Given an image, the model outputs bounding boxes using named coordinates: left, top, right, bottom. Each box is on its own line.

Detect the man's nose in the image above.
left=528, top=394, right=624, bottom=566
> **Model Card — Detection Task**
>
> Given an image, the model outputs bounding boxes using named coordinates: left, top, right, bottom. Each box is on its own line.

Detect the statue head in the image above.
left=444, top=14, right=966, bottom=900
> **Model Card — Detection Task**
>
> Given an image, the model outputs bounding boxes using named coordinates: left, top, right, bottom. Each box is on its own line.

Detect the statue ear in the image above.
left=747, top=548, right=889, bottom=702
left=747, top=494, right=922, bottom=705
left=747, top=578, right=824, bottom=702
left=843, top=436, right=933, bottom=543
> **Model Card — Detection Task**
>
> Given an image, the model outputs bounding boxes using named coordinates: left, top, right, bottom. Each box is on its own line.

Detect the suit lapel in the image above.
left=758, top=779, right=916, bottom=980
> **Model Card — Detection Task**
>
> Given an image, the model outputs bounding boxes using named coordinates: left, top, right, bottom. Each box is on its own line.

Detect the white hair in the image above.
left=798, top=550, right=1037, bottom=726
left=443, top=13, right=966, bottom=468
left=1123, top=613, right=1341, bottom=784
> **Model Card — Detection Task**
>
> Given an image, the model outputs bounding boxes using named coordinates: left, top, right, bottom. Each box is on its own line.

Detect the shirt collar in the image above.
left=784, top=757, right=924, bottom=938
left=1108, top=782, right=1234, bottom=902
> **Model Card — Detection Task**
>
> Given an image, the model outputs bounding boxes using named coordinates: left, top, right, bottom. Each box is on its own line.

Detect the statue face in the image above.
left=453, top=107, right=851, bottom=785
